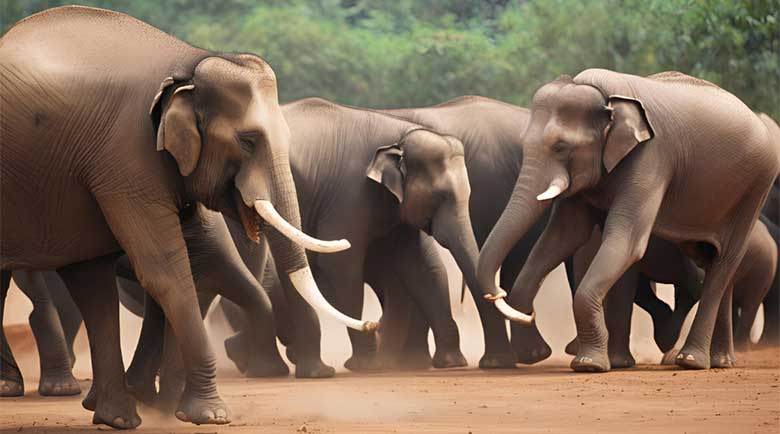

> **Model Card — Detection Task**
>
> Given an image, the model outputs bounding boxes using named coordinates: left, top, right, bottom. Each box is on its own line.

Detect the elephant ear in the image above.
left=149, top=77, right=201, bottom=177
left=602, top=96, right=654, bottom=173
left=366, top=144, right=406, bottom=203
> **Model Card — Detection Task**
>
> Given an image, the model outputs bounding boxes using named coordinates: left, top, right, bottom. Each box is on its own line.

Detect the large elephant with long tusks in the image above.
left=0, top=6, right=362, bottom=429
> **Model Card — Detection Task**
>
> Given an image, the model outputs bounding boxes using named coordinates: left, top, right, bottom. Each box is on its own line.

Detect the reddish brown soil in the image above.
left=1, top=323, right=778, bottom=434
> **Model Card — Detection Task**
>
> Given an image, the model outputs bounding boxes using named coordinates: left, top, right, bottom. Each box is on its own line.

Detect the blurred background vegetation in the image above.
left=3, top=0, right=778, bottom=117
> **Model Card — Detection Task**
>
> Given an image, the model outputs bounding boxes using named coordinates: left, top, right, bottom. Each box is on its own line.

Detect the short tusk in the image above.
left=289, top=266, right=378, bottom=333
left=484, top=292, right=535, bottom=326
left=254, top=200, right=350, bottom=253
left=536, top=175, right=569, bottom=201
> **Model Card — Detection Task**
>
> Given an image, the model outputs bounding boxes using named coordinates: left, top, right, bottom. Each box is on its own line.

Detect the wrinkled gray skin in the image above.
left=112, top=205, right=287, bottom=411
left=270, top=98, right=476, bottom=373
left=0, top=6, right=335, bottom=428
left=3, top=271, right=81, bottom=397
left=378, top=96, right=567, bottom=367
left=566, top=218, right=776, bottom=368
left=478, top=69, right=779, bottom=372
left=118, top=97, right=478, bottom=377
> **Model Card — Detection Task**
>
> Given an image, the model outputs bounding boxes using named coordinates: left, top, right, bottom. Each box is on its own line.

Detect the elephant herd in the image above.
left=1, top=6, right=778, bottom=430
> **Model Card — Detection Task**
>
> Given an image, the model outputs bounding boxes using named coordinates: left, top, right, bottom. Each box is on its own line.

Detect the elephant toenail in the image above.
left=685, top=354, right=695, bottom=361
left=676, top=354, right=684, bottom=359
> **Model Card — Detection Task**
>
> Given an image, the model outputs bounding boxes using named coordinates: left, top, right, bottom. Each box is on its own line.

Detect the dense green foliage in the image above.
left=3, top=0, right=778, bottom=117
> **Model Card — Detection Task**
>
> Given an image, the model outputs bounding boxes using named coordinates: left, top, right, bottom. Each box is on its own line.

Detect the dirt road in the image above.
left=1, top=321, right=778, bottom=434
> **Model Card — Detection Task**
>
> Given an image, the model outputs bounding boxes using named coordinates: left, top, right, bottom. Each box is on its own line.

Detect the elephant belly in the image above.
left=0, top=183, right=120, bottom=270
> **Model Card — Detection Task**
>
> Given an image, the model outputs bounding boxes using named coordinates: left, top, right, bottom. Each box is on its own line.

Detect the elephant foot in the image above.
left=478, top=352, right=517, bottom=369
left=82, top=383, right=97, bottom=411
left=92, top=389, right=142, bottom=430
left=0, top=378, right=24, bottom=397
left=511, top=326, right=552, bottom=365
left=395, top=350, right=432, bottom=371
left=244, top=355, right=289, bottom=378
left=175, top=393, right=231, bottom=425
left=295, top=359, right=335, bottom=379
left=674, top=346, right=710, bottom=370
left=565, top=337, right=579, bottom=356
left=38, top=371, right=81, bottom=396
left=651, top=307, right=678, bottom=353
left=570, top=346, right=610, bottom=373
left=224, top=334, right=248, bottom=374
left=126, top=372, right=158, bottom=407
left=661, top=348, right=680, bottom=365
left=344, top=354, right=383, bottom=372
left=432, top=349, right=467, bottom=369
left=608, top=348, right=636, bottom=369
left=710, top=348, right=736, bottom=369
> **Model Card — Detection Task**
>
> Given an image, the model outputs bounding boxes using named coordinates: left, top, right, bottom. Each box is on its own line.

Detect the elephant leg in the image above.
left=156, top=290, right=216, bottom=412
left=759, top=219, right=780, bottom=347
left=677, top=218, right=763, bottom=369
left=507, top=197, right=597, bottom=366
left=392, top=232, right=466, bottom=369
left=219, top=298, right=252, bottom=373
left=710, top=286, right=736, bottom=368
left=0, top=270, right=24, bottom=397
left=760, top=276, right=780, bottom=347
left=366, top=251, right=432, bottom=371
left=156, top=322, right=186, bottom=414
left=604, top=266, right=638, bottom=369
left=634, top=277, right=674, bottom=352
left=219, top=274, right=288, bottom=378
left=43, top=271, right=82, bottom=366
left=565, top=228, right=602, bottom=357
left=57, top=255, right=141, bottom=429
left=401, top=309, right=434, bottom=370
left=100, top=201, right=229, bottom=425
left=570, top=183, right=665, bottom=373
left=262, top=255, right=295, bottom=348
left=126, top=291, right=165, bottom=406
left=313, top=245, right=378, bottom=373
left=502, top=246, right=552, bottom=365
left=276, top=269, right=335, bottom=378
left=14, top=271, right=80, bottom=396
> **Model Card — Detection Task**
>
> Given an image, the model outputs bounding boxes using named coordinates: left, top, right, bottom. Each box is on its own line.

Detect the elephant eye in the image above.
left=552, top=142, right=570, bottom=155
left=237, top=132, right=259, bottom=154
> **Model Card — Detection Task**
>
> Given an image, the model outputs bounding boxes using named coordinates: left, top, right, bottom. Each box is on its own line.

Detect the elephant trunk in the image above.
left=249, top=121, right=374, bottom=332
left=432, top=200, right=480, bottom=304
left=477, top=155, right=565, bottom=323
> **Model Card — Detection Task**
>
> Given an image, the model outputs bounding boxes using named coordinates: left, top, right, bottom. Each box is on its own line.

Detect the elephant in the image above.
left=0, top=6, right=364, bottom=429
left=565, top=218, right=776, bottom=368
left=477, top=69, right=779, bottom=372
left=109, top=96, right=479, bottom=381
left=377, top=96, right=576, bottom=367
left=3, top=271, right=81, bottom=396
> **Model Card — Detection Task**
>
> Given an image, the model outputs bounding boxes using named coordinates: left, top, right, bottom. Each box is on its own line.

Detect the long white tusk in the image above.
left=484, top=291, right=535, bottom=326
left=494, top=298, right=535, bottom=326
left=536, top=175, right=569, bottom=201
left=254, top=200, right=351, bottom=253
left=289, top=266, right=378, bottom=332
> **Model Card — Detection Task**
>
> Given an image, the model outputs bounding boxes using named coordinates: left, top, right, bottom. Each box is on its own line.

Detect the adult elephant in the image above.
left=0, top=6, right=364, bottom=429
left=477, top=69, right=779, bottom=372
left=116, top=97, right=478, bottom=379
left=378, top=96, right=566, bottom=367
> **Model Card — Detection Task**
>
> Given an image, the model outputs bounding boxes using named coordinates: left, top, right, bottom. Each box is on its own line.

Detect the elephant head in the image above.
left=150, top=54, right=373, bottom=332
left=477, top=74, right=654, bottom=320
left=367, top=128, right=481, bottom=298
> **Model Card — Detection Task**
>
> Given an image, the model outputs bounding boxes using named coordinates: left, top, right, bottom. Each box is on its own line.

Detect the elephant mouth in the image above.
left=234, top=190, right=263, bottom=243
